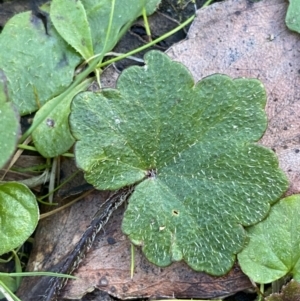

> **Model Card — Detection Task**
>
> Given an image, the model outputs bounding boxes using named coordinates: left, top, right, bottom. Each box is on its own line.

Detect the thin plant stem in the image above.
left=39, top=189, right=94, bottom=219
left=258, top=283, right=264, bottom=301
left=16, top=144, right=37, bottom=152
left=38, top=170, right=80, bottom=201
left=11, top=250, right=22, bottom=288
left=142, top=7, right=152, bottom=41
left=60, top=152, right=74, bottom=158
left=105, top=52, right=145, bottom=63
left=48, top=157, right=57, bottom=203
left=130, top=243, right=135, bottom=279
left=0, top=272, right=76, bottom=278
left=99, top=15, right=195, bottom=68
left=37, top=199, right=58, bottom=206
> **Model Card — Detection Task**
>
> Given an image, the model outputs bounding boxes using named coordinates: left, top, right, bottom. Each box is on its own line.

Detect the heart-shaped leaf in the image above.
left=70, top=50, right=288, bottom=275
left=0, top=70, right=20, bottom=169
left=286, top=0, right=300, bottom=33
left=0, top=182, right=39, bottom=255
left=50, top=0, right=94, bottom=60
left=238, top=194, right=300, bottom=283
left=0, top=9, right=81, bottom=115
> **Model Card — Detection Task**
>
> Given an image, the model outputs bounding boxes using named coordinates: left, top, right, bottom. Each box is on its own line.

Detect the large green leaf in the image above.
left=70, top=50, right=288, bottom=275
left=286, top=0, right=300, bottom=33
left=238, top=195, right=300, bottom=283
left=0, top=182, right=39, bottom=255
left=0, top=70, right=20, bottom=169
left=0, top=10, right=81, bottom=115
left=50, top=0, right=94, bottom=60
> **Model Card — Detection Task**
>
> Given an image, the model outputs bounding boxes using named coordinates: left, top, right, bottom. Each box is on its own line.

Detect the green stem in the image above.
left=17, top=144, right=38, bottom=152
left=103, top=0, right=116, bottom=51
left=98, top=14, right=195, bottom=68
left=0, top=272, right=76, bottom=278
left=61, top=152, right=74, bottom=157
left=258, top=283, right=264, bottom=301
left=37, top=198, right=58, bottom=206
left=11, top=250, right=22, bottom=289
left=48, top=157, right=57, bottom=203
left=38, top=170, right=79, bottom=201
left=142, top=7, right=152, bottom=40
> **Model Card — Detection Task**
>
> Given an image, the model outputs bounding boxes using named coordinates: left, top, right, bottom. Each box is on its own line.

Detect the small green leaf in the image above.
left=0, top=10, right=81, bottom=115
left=31, top=80, right=91, bottom=158
left=70, top=51, right=288, bottom=275
left=0, top=182, right=39, bottom=255
left=31, top=94, right=75, bottom=158
left=50, top=0, right=94, bottom=60
left=81, top=0, right=161, bottom=55
left=0, top=71, right=20, bottom=169
left=286, top=0, right=300, bottom=33
left=238, top=195, right=300, bottom=283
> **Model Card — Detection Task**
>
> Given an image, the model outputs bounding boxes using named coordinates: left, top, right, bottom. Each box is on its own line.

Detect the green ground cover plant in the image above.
left=70, top=51, right=287, bottom=275
left=238, top=195, right=300, bottom=283
left=0, top=0, right=300, bottom=300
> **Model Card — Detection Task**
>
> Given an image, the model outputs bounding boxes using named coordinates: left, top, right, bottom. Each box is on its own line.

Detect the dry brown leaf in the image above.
left=61, top=205, right=251, bottom=300
left=16, top=188, right=110, bottom=301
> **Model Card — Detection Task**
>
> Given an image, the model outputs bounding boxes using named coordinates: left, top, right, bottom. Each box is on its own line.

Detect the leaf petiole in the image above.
left=98, top=15, right=195, bottom=68
left=142, top=7, right=152, bottom=41
left=0, top=272, right=76, bottom=279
